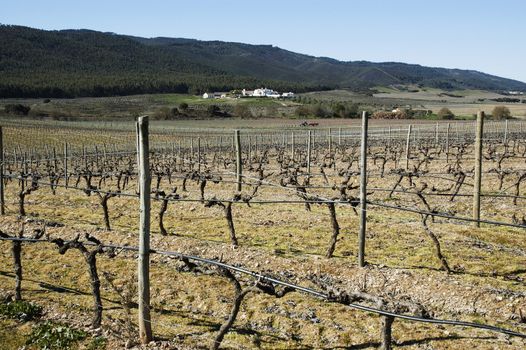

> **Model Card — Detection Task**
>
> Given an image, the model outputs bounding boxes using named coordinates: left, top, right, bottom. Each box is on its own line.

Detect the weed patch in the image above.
left=0, top=300, right=43, bottom=322
left=26, top=321, right=87, bottom=349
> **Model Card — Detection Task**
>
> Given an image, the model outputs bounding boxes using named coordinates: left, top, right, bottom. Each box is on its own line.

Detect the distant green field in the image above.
left=151, top=94, right=293, bottom=107
left=1, top=88, right=525, bottom=122
left=303, top=89, right=526, bottom=118
left=0, top=93, right=301, bottom=120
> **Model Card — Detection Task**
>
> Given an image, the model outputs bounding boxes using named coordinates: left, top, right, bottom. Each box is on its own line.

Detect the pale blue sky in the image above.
left=2, top=0, right=525, bottom=82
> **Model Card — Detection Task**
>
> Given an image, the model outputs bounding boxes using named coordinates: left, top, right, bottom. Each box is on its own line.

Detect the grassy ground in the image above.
left=0, top=142, right=525, bottom=349
left=0, top=93, right=300, bottom=121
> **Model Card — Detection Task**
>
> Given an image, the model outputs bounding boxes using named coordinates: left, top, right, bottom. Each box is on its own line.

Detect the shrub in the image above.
left=311, top=104, right=328, bottom=118
left=207, top=104, right=220, bottom=115
left=233, top=104, right=252, bottom=118
left=4, top=104, right=31, bottom=115
left=491, top=106, right=511, bottom=120
left=371, top=110, right=410, bottom=119
left=333, top=103, right=346, bottom=117
left=437, top=107, right=455, bottom=120
left=345, top=103, right=360, bottom=118
left=334, top=103, right=360, bottom=118
left=491, top=97, right=520, bottom=103
left=153, top=107, right=182, bottom=120
left=153, top=107, right=172, bottom=120
left=295, top=105, right=310, bottom=117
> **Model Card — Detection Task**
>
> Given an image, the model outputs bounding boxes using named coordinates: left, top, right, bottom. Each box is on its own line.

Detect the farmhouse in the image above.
left=202, top=92, right=227, bottom=99
left=241, top=88, right=294, bottom=98
left=241, top=89, right=254, bottom=97
left=253, top=87, right=276, bottom=97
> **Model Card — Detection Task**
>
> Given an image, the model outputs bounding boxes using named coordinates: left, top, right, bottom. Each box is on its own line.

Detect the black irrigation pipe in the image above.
left=367, top=187, right=526, bottom=200
left=0, top=175, right=349, bottom=205
left=419, top=174, right=474, bottom=186
left=7, top=170, right=523, bottom=207
left=6, top=157, right=526, bottom=179
left=7, top=171, right=139, bottom=179
left=4, top=174, right=140, bottom=199
left=3, top=173, right=276, bottom=198
left=2, top=151, right=139, bottom=165
left=367, top=200, right=526, bottom=230
left=11, top=154, right=526, bottom=167
left=6, top=167, right=526, bottom=184
left=224, top=180, right=525, bottom=200
left=0, top=236, right=525, bottom=338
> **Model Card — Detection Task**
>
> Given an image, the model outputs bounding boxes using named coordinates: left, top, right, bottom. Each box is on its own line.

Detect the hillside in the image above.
left=1, top=24, right=526, bottom=98
left=131, top=36, right=526, bottom=92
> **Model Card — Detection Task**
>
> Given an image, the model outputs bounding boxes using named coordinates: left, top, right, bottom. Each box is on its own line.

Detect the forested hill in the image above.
left=1, top=24, right=525, bottom=98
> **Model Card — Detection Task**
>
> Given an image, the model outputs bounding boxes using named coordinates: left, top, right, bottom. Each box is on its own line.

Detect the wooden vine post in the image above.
left=328, top=128, right=332, bottom=154
left=0, top=126, right=4, bottom=215
left=235, top=130, right=242, bottom=192
left=405, top=124, right=412, bottom=170
left=503, top=119, right=508, bottom=144
left=291, top=131, right=295, bottom=160
left=64, top=142, right=69, bottom=188
left=307, top=130, right=312, bottom=175
left=445, top=123, right=450, bottom=163
left=135, top=122, right=140, bottom=192
left=197, top=137, right=202, bottom=172
left=53, top=147, right=58, bottom=173
left=435, top=122, right=439, bottom=146
left=137, top=116, right=153, bottom=343
left=190, top=136, right=194, bottom=166
left=358, top=111, right=368, bottom=267
left=473, top=111, right=484, bottom=227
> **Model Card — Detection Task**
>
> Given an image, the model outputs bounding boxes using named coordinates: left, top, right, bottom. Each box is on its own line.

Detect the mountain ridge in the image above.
left=1, top=24, right=525, bottom=98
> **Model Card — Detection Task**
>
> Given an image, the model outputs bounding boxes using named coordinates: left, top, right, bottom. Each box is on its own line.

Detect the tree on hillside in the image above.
left=4, top=104, right=31, bottom=116
left=207, top=104, right=220, bottom=116
left=345, top=103, right=360, bottom=118
left=312, top=104, right=328, bottom=118
left=233, top=104, right=252, bottom=118
left=437, top=107, right=455, bottom=120
left=491, top=106, right=511, bottom=120
left=295, top=105, right=310, bottom=117
left=334, top=103, right=346, bottom=118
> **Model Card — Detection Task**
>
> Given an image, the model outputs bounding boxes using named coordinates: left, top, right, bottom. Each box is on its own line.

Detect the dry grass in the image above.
left=1, top=124, right=525, bottom=349
left=1, top=155, right=525, bottom=349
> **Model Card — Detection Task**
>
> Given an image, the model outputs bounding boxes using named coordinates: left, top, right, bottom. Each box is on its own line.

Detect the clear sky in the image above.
left=2, top=0, right=525, bottom=82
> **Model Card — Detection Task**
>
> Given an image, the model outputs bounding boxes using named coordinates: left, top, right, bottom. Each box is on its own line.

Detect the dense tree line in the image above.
left=0, top=75, right=329, bottom=99
left=0, top=25, right=330, bottom=98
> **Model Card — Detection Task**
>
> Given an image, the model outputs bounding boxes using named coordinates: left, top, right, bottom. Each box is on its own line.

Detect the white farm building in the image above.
left=202, top=92, right=227, bottom=99
left=241, top=88, right=294, bottom=98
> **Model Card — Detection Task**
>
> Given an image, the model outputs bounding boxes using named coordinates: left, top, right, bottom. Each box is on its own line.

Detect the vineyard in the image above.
left=0, top=115, right=525, bottom=349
